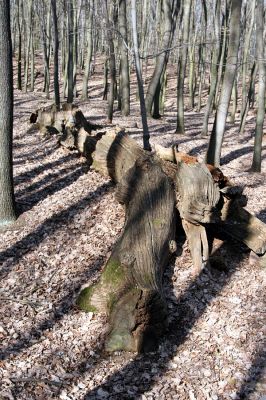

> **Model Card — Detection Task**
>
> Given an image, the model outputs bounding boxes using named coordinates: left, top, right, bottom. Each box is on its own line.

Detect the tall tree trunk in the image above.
left=104, top=0, right=116, bottom=123
left=206, top=0, right=242, bottom=166
left=30, top=15, right=35, bottom=92
left=0, top=1, right=16, bottom=226
left=131, top=0, right=151, bottom=151
left=229, top=77, right=238, bottom=123
left=214, top=1, right=229, bottom=109
left=240, top=0, right=255, bottom=124
left=196, top=0, right=207, bottom=112
left=239, top=62, right=257, bottom=134
left=118, top=0, right=130, bottom=116
left=51, top=0, right=60, bottom=108
left=251, top=0, right=265, bottom=172
left=140, top=0, right=148, bottom=57
left=23, top=0, right=33, bottom=92
left=67, top=0, right=74, bottom=103
left=176, top=0, right=192, bottom=133
left=16, top=0, right=22, bottom=90
left=188, top=0, right=197, bottom=110
left=145, top=0, right=179, bottom=118
left=82, top=0, right=94, bottom=100
left=201, top=0, right=221, bottom=136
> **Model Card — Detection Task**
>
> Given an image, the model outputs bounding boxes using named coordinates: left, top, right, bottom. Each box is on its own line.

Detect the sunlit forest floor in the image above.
left=0, top=59, right=265, bottom=399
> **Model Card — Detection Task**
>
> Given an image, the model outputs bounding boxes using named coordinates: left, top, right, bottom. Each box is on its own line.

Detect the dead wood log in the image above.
left=30, top=103, right=103, bottom=138
left=77, top=131, right=176, bottom=352
left=75, top=130, right=266, bottom=352
left=155, top=143, right=266, bottom=256
left=175, top=162, right=221, bottom=274
left=219, top=196, right=266, bottom=255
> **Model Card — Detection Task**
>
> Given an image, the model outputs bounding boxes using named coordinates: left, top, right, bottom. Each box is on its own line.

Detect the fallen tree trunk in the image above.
left=78, top=131, right=176, bottom=352
left=28, top=117, right=261, bottom=353
left=156, top=143, right=266, bottom=257
left=75, top=130, right=266, bottom=353
left=29, top=102, right=102, bottom=138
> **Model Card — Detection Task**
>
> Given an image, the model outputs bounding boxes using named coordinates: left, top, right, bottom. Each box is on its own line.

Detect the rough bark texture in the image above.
left=0, top=1, right=16, bottom=227
left=219, top=195, right=266, bottom=255
left=30, top=103, right=102, bottom=139
left=78, top=130, right=176, bottom=352
left=75, top=131, right=266, bottom=353
left=38, top=125, right=261, bottom=353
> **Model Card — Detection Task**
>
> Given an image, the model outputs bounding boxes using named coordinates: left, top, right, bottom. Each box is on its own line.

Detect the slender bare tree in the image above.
left=131, top=0, right=151, bottom=151
left=206, top=0, right=242, bottom=166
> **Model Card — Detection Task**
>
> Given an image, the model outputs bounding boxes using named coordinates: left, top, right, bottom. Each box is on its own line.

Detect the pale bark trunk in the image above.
left=104, top=0, right=116, bottom=123
left=176, top=0, right=192, bottom=133
left=131, top=0, right=151, bottom=151
left=146, top=0, right=179, bottom=117
left=240, top=0, right=256, bottom=122
left=67, top=0, right=74, bottom=103
left=51, top=0, right=60, bottom=108
left=251, top=0, right=265, bottom=172
left=201, top=0, right=221, bottom=136
left=82, top=0, right=94, bottom=100
left=118, top=0, right=130, bottom=116
left=206, top=0, right=242, bottom=166
left=23, top=0, right=33, bottom=92
left=16, top=0, right=22, bottom=90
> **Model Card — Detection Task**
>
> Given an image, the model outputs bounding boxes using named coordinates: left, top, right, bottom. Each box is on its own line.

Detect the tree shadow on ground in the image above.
left=0, top=255, right=105, bottom=362
left=13, top=146, right=57, bottom=165
left=0, top=181, right=113, bottom=362
left=188, top=143, right=208, bottom=156
left=221, top=146, right=266, bottom=166
left=0, top=182, right=112, bottom=280
left=256, top=209, right=266, bottom=223
left=79, top=193, right=263, bottom=399
left=82, top=238, right=249, bottom=399
left=236, top=344, right=266, bottom=399
left=13, top=153, right=78, bottom=184
left=16, top=163, right=87, bottom=213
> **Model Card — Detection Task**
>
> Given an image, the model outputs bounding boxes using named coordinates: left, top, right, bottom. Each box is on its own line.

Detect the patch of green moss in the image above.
left=107, top=292, right=118, bottom=314
left=102, top=259, right=125, bottom=285
left=105, top=331, right=135, bottom=352
left=76, top=285, right=98, bottom=312
left=153, top=218, right=165, bottom=227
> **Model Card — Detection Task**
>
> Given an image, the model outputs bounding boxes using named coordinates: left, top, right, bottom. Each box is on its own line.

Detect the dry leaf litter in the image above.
left=0, top=62, right=265, bottom=400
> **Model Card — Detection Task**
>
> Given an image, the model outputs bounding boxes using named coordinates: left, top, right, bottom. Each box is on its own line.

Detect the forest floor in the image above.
left=0, top=60, right=266, bottom=400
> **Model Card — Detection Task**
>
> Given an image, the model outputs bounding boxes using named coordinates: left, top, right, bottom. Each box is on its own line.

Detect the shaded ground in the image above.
left=0, top=60, right=265, bottom=400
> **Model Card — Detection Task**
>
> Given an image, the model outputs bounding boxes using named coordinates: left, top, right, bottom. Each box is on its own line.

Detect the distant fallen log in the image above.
left=29, top=103, right=103, bottom=138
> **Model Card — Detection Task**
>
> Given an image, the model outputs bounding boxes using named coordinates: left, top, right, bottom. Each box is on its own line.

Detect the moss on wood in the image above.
left=76, top=285, right=98, bottom=313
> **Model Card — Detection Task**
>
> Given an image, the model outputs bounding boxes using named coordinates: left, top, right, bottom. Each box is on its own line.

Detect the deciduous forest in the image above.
left=0, top=0, right=265, bottom=399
